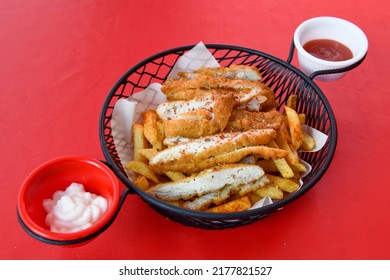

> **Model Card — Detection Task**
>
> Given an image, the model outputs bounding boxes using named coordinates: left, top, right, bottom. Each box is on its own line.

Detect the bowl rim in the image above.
left=17, top=155, right=121, bottom=242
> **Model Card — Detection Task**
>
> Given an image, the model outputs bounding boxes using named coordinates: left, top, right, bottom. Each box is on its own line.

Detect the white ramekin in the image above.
left=294, top=16, right=368, bottom=82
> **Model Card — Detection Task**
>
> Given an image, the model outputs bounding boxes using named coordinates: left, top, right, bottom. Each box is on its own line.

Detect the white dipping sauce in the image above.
left=43, top=183, right=108, bottom=233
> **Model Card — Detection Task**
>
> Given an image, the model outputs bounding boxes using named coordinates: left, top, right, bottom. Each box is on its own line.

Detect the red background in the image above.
left=1, top=0, right=389, bottom=259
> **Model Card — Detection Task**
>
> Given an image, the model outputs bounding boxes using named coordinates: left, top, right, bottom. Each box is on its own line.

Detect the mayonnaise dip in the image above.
left=43, top=183, right=108, bottom=233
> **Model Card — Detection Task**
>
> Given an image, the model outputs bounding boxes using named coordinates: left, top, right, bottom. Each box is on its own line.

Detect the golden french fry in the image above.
left=155, top=120, right=165, bottom=151
left=301, top=131, right=316, bottom=151
left=284, top=106, right=303, bottom=151
left=298, top=113, right=306, bottom=125
left=290, top=162, right=307, bottom=172
left=256, top=160, right=279, bottom=173
left=254, top=185, right=284, bottom=200
left=125, top=160, right=159, bottom=183
left=279, top=119, right=292, bottom=145
left=274, top=124, right=307, bottom=173
left=132, top=124, right=149, bottom=163
left=275, top=124, right=292, bottom=150
left=248, top=192, right=261, bottom=204
left=273, top=158, right=295, bottom=178
left=137, top=149, right=165, bottom=175
left=164, top=171, right=186, bottom=181
left=265, top=174, right=300, bottom=193
left=292, top=162, right=306, bottom=173
left=291, top=171, right=302, bottom=180
left=138, top=148, right=158, bottom=161
left=207, top=196, right=252, bottom=213
left=142, top=110, right=159, bottom=148
left=286, top=94, right=298, bottom=110
left=268, top=140, right=295, bottom=178
left=133, top=175, right=150, bottom=191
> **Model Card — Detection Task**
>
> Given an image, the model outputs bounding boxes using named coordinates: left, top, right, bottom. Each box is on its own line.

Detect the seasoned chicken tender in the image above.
left=164, top=119, right=219, bottom=139
left=163, top=88, right=266, bottom=109
left=147, top=164, right=265, bottom=202
left=225, top=109, right=284, bottom=132
left=149, top=129, right=278, bottom=173
left=255, top=86, right=279, bottom=111
left=162, top=76, right=264, bottom=96
left=156, top=93, right=234, bottom=122
left=156, top=145, right=287, bottom=174
left=178, top=64, right=262, bottom=81
left=184, top=176, right=269, bottom=211
left=162, top=75, right=278, bottom=110
left=158, top=92, right=236, bottom=138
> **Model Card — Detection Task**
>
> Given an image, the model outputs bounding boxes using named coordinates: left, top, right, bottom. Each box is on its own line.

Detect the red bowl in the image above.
left=17, top=155, right=120, bottom=245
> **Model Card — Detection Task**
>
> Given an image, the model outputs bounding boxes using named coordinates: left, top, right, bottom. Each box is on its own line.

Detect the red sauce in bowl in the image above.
left=303, top=39, right=353, bottom=61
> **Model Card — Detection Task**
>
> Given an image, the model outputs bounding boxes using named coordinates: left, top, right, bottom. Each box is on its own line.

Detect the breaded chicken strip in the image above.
left=225, top=109, right=284, bottom=132
left=156, top=145, right=288, bottom=174
left=183, top=176, right=269, bottom=211
left=178, top=64, right=262, bottom=81
left=162, top=76, right=278, bottom=110
left=157, top=92, right=236, bottom=138
left=162, top=88, right=267, bottom=110
left=149, top=129, right=282, bottom=173
left=162, top=75, right=257, bottom=93
left=147, top=164, right=265, bottom=202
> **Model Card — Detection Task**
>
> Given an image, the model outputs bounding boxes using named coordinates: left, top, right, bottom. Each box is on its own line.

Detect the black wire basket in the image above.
left=99, top=44, right=338, bottom=230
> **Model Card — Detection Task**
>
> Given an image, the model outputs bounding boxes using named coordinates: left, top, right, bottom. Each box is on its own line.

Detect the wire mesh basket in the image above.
left=99, top=44, right=338, bottom=229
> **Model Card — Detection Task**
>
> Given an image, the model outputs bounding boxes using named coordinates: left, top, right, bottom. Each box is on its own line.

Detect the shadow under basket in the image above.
left=99, top=44, right=338, bottom=230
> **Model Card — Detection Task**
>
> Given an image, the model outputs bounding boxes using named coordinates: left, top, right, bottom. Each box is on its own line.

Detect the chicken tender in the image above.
left=149, top=129, right=279, bottom=173
left=158, top=92, right=236, bottom=138
left=178, top=64, right=262, bottom=81
left=147, top=164, right=265, bottom=202
left=225, top=109, right=284, bottom=132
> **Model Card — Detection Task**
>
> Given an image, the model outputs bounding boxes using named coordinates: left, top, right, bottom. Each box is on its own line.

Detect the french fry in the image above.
left=253, top=185, right=284, bottom=200
left=207, top=196, right=252, bottom=213
left=268, top=140, right=294, bottom=178
left=142, top=110, right=159, bottom=149
left=291, top=170, right=302, bottom=180
left=156, top=120, right=165, bottom=151
left=256, top=160, right=279, bottom=173
left=286, top=94, right=298, bottom=110
left=248, top=192, right=261, bottom=204
left=273, top=158, right=295, bottom=178
left=138, top=148, right=158, bottom=161
left=301, top=131, right=316, bottom=151
left=164, top=171, right=186, bottom=181
left=279, top=118, right=292, bottom=145
left=132, top=124, right=149, bottom=163
left=265, top=174, right=300, bottom=193
left=298, top=113, right=306, bottom=125
left=136, top=148, right=166, bottom=175
left=284, top=106, right=303, bottom=151
left=125, top=160, right=159, bottom=183
left=133, top=175, right=150, bottom=191
left=275, top=123, right=307, bottom=173
left=290, top=164, right=307, bottom=173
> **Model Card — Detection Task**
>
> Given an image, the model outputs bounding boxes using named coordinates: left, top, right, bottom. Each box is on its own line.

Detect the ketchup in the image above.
left=303, top=39, right=353, bottom=61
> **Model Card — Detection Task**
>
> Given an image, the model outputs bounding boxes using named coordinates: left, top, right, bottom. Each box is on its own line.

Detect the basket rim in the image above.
left=99, top=43, right=338, bottom=221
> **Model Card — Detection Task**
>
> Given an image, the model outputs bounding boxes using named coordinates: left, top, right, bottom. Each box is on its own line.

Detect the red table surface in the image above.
left=1, top=0, right=390, bottom=260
